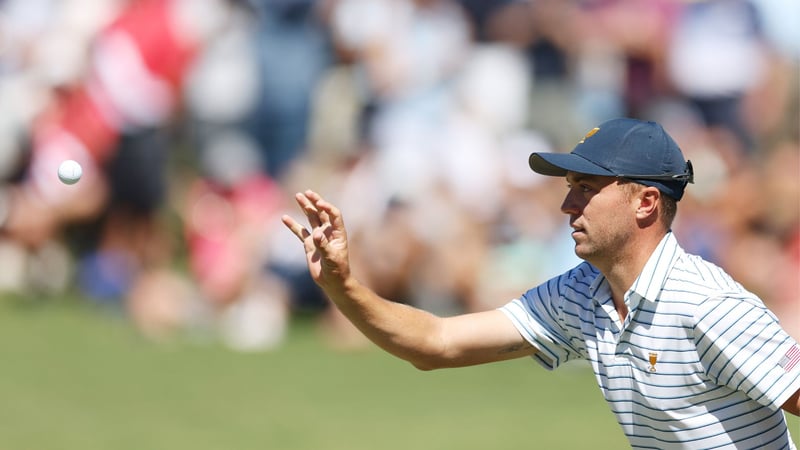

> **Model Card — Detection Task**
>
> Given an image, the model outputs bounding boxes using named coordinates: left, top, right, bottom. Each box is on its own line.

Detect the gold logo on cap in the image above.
left=579, top=127, right=600, bottom=144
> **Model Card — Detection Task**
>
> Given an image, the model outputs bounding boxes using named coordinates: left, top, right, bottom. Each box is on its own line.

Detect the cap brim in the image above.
left=529, top=153, right=616, bottom=178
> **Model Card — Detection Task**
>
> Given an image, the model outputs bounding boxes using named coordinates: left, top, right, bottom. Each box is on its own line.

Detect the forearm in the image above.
left=282, top=190, right=534, bottom=369
left=324, top=276, right=446, bottom=369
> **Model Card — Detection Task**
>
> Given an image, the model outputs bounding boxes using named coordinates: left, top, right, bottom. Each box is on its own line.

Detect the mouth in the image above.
left=569, top=222, right=585, bottom=236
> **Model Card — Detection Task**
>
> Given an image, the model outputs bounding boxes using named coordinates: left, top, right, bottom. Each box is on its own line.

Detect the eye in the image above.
left=566, top=183, right=592, bottom=193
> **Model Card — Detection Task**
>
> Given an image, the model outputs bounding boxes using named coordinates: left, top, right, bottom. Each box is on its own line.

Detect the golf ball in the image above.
left=58, top=159, right=82, bottom=185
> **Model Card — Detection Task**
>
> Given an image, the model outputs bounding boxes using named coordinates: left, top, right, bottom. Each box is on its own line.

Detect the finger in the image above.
left=281, top=214, right=311, bottom=243
left=306, top=191, right=344, bottom=228
left=295, top=192, right=322, bottom=229
left=304, top=190, right=337, bottom=228
left=312, top=227, right=327, bottom=249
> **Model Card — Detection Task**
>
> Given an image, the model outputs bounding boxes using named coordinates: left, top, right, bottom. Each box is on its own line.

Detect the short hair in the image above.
left=660, top=194, right=678, bottom=228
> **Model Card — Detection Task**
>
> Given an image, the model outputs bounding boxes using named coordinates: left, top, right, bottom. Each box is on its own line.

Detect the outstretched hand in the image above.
left=281, top=190, right=351, bottom=292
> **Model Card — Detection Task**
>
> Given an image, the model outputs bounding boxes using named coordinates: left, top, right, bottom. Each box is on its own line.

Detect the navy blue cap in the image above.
left=529, top=118, right=693, bottom=200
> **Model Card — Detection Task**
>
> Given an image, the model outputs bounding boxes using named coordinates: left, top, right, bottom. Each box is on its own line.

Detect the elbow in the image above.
left=408, top=349, right=468, bottom=371
left=408, top=350, right=454, bottom=371
left=409, top=356, right=445, bottom=372
left=411, top=362, right=436, bottom=371
left=411, top=356, right=470, bottom=371
left=402, top=319, right=453, bottom=371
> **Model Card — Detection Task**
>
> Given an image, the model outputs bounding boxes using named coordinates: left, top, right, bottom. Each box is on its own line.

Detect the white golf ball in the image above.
left=58, top=159, right=82, bottom=185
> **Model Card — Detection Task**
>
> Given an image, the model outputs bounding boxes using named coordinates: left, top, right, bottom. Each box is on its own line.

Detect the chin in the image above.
left=573, top=245, right=594, bottom=262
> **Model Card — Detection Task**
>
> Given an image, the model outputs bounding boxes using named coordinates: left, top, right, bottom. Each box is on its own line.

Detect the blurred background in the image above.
left=0, top=0, right=797, bottom=447
left=0, top=0, right=797, bottom=350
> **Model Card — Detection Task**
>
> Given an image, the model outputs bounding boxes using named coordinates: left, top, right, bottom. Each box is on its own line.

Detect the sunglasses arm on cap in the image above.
left=615, top=160, right=694, bottom=184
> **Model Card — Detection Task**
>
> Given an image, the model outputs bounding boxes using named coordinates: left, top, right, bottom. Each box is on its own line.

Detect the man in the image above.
left=282, top=118, right=800, bottom=448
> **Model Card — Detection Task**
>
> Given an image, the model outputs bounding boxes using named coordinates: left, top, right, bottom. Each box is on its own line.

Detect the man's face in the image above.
left=560, top=172, right=639, bottom=263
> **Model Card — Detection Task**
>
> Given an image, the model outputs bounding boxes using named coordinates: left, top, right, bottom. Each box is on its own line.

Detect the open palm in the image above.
left=282, top=190, right=351, bottom=291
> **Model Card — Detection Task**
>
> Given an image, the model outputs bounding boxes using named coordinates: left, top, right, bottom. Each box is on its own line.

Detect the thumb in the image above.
left=312, top=227, right=332, bottom=253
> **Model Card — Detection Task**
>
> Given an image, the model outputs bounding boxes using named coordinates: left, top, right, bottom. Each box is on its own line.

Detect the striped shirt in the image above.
left=500, top=232, right=800, bottom=449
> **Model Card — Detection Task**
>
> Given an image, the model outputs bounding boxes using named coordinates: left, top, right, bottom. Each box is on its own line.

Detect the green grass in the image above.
left=0, top=296, right=796, bottom=449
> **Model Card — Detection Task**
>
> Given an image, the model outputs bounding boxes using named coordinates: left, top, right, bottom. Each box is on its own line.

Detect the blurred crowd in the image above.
left=0, top=0, right=797, bottom=351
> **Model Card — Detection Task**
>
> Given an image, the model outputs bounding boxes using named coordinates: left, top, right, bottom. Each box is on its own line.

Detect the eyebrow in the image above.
left=566, top=173, right=618, bottom=189
left=566, top=173, right=595, bottom=184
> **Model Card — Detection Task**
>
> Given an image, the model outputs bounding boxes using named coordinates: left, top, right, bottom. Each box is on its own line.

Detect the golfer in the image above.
left=282, top=118, right=800, bottom=448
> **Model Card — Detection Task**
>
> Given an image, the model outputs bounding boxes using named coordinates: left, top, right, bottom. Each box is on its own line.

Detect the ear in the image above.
left=636, top=187, right=660, bottom=220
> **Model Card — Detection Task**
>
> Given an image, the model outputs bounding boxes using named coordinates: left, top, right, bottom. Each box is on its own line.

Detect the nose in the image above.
left=560, top=189, right=581, bottom=215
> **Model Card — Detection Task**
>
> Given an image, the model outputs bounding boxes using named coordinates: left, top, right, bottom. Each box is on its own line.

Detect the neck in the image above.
left=594, top=233, right=664, bottom=319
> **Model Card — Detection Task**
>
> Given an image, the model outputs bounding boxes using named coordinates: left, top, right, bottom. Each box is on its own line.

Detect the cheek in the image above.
left=588, top=197, right=635, bottom=231
left=613, top=202, right=640, bottom=234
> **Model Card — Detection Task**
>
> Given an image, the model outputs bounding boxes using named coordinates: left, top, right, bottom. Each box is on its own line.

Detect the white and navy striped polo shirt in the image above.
left=500, top=232, right=800, bottom=449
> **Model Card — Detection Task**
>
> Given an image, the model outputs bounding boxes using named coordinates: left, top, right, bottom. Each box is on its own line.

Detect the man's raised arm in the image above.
left=281, top=190, right=536, bottom=370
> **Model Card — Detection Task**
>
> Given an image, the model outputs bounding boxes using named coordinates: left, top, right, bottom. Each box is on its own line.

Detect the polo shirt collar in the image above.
left=629, top=232, right=682, bottom=303
left=588, top=232, right=682, bottom=312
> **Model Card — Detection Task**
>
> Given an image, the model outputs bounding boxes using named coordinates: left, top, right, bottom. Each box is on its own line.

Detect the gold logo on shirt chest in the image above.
left=648, top=352, right=658, bottom=373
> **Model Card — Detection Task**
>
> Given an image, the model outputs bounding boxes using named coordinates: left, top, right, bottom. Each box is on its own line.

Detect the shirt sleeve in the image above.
left=499, top=268, right=587, bottom=371
left=694, top=295, right=800, bottom=410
